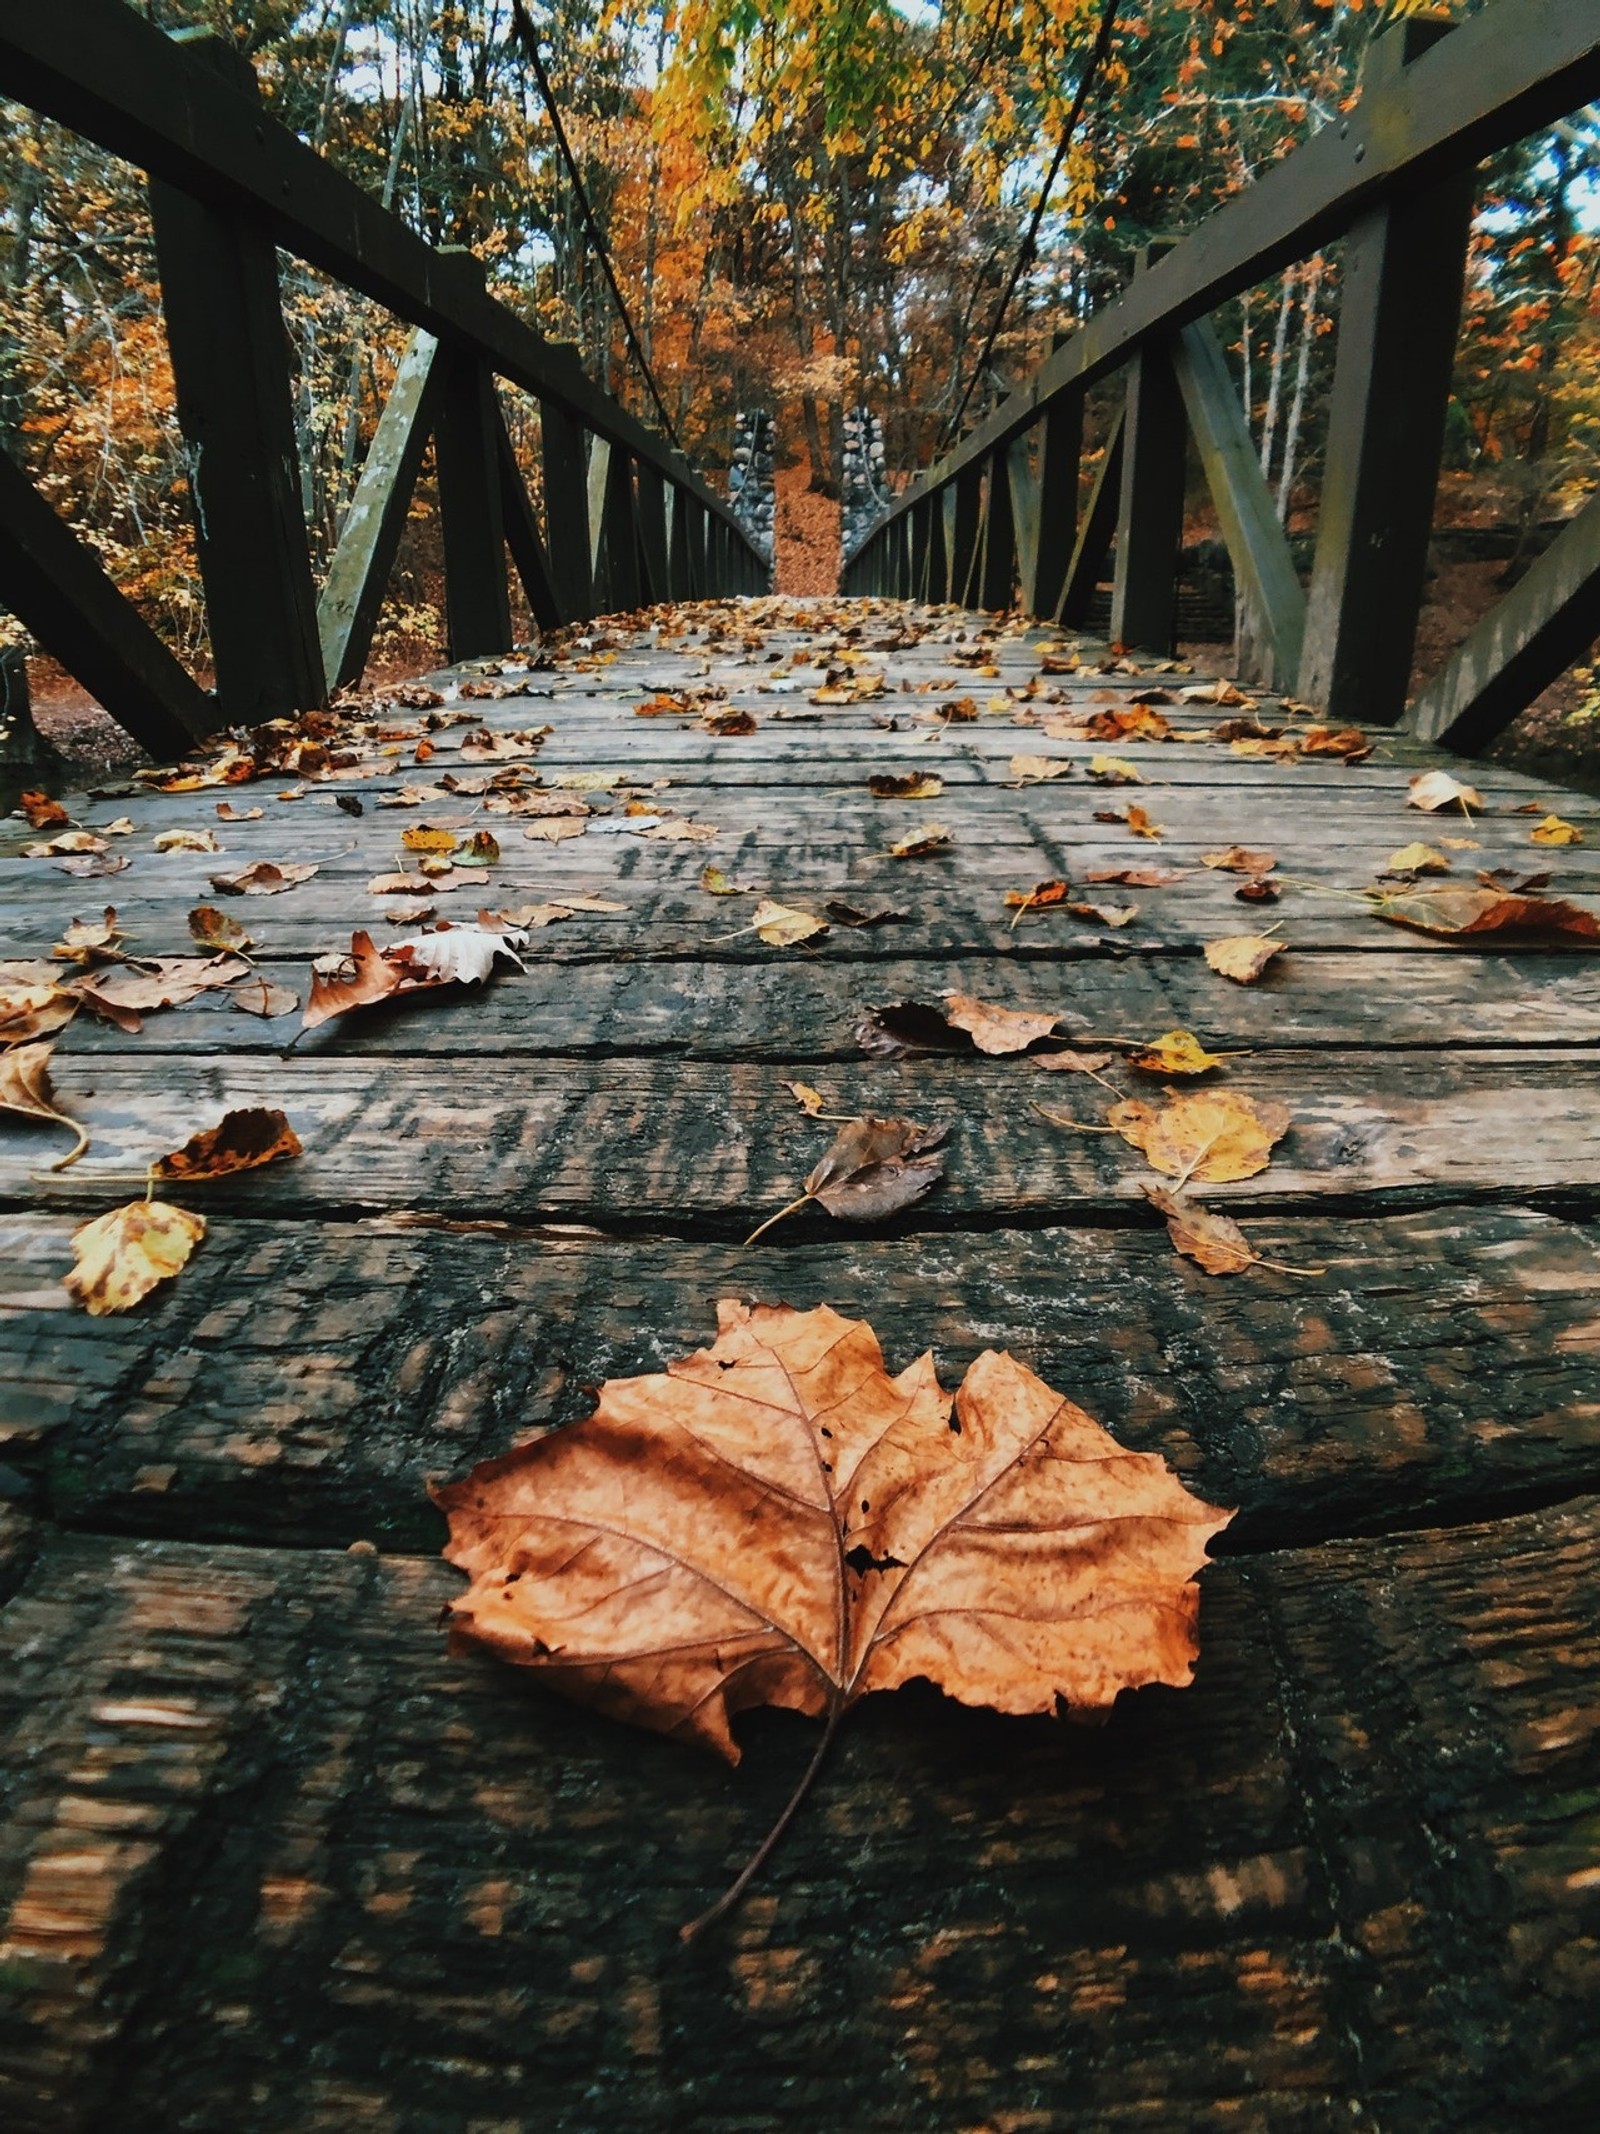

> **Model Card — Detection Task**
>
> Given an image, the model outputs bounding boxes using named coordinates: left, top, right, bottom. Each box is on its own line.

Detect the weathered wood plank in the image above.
left=1, top=1504, right=1595, bottom=2128
left=4, top=1207, right=1598, bottom=1552
left=7, top=1050, right=1600, bottom=1224
left=45, top=950, right=1600, bottom=1059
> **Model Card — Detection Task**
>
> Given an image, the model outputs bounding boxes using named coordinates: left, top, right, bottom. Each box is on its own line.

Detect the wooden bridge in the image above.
left=2, top=6, right=1600, bottom=2128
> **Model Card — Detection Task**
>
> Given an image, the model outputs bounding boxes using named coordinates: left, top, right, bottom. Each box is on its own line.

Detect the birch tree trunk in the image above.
left=1276, top=252, right=1325, bottom=524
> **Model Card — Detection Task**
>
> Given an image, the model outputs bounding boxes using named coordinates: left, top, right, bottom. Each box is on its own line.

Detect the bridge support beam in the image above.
left=148, top=39, right=324, bottom=719
left=979, top=448, right=1017, bottom=611
left=433, top=349, right=512, bottom=660
left=1111, top=249, right=1186, bottom=655
left=1297, top=18, right=1473, bottom=724
left=540, top=403, right=593, bottom=622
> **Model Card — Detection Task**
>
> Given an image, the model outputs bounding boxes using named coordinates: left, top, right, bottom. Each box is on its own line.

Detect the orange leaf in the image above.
left=150, top=1107, right=303, bottom=1183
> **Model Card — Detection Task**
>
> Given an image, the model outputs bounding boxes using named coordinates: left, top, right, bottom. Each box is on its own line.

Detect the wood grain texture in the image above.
left=3, top=1208, right=1598, bottom=1555
left=0, top=1505, right=1596, bottom=2131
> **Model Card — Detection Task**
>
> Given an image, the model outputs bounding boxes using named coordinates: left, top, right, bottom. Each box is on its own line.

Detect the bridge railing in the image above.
left=841, top=1, right=1600, bottom=759
left=0, top=0, right=769, bottom=761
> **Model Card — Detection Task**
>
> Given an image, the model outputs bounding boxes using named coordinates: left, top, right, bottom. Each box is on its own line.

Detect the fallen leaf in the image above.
left=462, top=828, right=500, bottom=863
left=751, top=1116, right=948, bottom=1240
left=303, top=925, right=525, bottom=1031
left=1384, top=842, right=1451, bottom=877
left=209, top=862, right=318, bottom=896
left=1203, top=935, right=1283, bottom=984
left=750, top=898, right=829, bottom=947
left=232, top=977, right=299, bottom=1019
left=1142, top=1185, right=1256, bottom=1275
left=701, top=865, right=756, bottom=895
left=215, top=800, right=263, bottom=821
left=20, top=790, right=70, bottom=829
left=702, top=707, right=757, bottom=736
left=1407, top=770, right=1481, bottom=815
left=402, top=824, right=460, bottom=855
left=1067, top=900, right=1139, bottom=928
left=1086, top=755, right=1144, bottom=785
left=0, top=1040, right=89, bottom=1167
left=188, top=904, right=255, bottom=951
left=154, top=828, right=221, bottom=853
left=73, top=954, right=249, bottom=1032
left=1083, top=865, right=1187, bottom=888
left=1004, top=879, right=1071, bottom=913
left=0, top=978, right=79, bottom=1043
left=1032, top=1048, right=1116, bottom=1075
left=870, top=772, right=943, bottom=800
left=435, top=1298, right=1233, bottom=1818
left=1299, top=725, right=1372, bottom=761
left=50, top=908, right=123, bottom=965
left=637, top=818, right=718, bottom=842
left=1234, top=877, right=1281, bottom=904
left=368, top=871, right=432, bottom=896
left=26, top=830, right=106, bottom=857
left=1008, top=755, right=1073, bottom=784
left=386, top=923, right=528, bottom=986
left=59, top=852, right=129, bottom=878
left=1127, top=1030, right=1226, bottom=1076
left=1369, top=887, right=1600, bottom=941
left=65, top=1201, right=205, bottom=1315
left=889, top=822, right=952, bottom=858
left=1531, top=813, right=1583, bottom=846
left=1202, top=847, right=1276, bottom=876
left=1124, top=805, right=1163, bottom=839
left=1106, top=1089, right=1291, bottom=1183
left=784, top=1081, right=830, bottom=1116
left=151, top=1107, right=303, bottom=1182
left=941, top=991, right=1060, bottom=1056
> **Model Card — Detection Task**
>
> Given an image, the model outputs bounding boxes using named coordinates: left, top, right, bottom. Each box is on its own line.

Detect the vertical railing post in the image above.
left=925, top=489, right=950, bottom=603
left=979, top=447, right=1018, bottom=611
left=433, top=347, right=512, bottom=658
left=541, top=402, right=593, bottom=622
left=1029, top=351, right=1083, bottom=620
left=1111, top=245, right=1187, bottom=653
left=910, top=500, right=930, bottom=602
left=589, top=443, right=641, bottom=613
left=147, top=37, right=324, bottom=717
left=1296, top=17, right=1473, bottom=724
left=635, top=461, right=670, bottom=605
left=950, top=463, right=983, bottom=608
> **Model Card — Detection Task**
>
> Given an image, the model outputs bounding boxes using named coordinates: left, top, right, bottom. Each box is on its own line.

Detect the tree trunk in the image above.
left=1276, top=253, right=1325, bottom=525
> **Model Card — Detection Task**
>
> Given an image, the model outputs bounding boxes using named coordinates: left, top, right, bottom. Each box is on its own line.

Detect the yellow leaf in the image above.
left=154, top=828, right=221, bottom=853
left=1106, top=1090, right=1291, bottom=1183
left=1531, top=813, right=1583, bottom=846
left=1384, top=842, right=1451, bottom=876
left=402, top=824, right=460, bottom=855
left=751, top=898, right=828, bottom=946
left=1203, top=935, right=1283, bottom=984
left=1128, top=1030, right=1225, bottom=1076
left=65, top=1201, right=206, bottom=1315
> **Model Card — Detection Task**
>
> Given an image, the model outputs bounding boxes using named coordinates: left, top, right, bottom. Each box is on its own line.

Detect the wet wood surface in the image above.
left=2, top=598, right=1598, bottom=2129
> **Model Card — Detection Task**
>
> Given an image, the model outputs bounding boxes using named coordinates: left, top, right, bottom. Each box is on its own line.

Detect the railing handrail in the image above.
left=845, top=0, right=1599, bottom=570
left=0, top=0, right=753, bottom=547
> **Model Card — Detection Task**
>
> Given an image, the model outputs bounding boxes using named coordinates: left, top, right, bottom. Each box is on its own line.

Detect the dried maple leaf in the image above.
left=303, top=924, right=525, bottom=1031
left=0, top=1040, right=89, bottom=1168
left=437, top=1300, right=1232, bottom=1932
left=1298, top=725, right=1372, bottom=761
left=1128, top=1030, right=1225, bottom=1076
left=1106, top=1090, right=1291, bottom=1183
left=889, top=822, right=952, bottom=858
left=1004, top=878, right=1071, bottom=914
left=940, top=992, right=1060, bottom=1055
left=65, top=1201, right=205, bottom=1315
left=1407, top=770, right=1481, bottom=815
left=1370, top=887, right=1600, bottom=941
left=1202, top=847, right=1275, bottom=876
left=209, top=861, right=318, bottom=896
left=1, top=977, right=80, bottom=1043
left=870, top=772, right=943, bottom=800
left=1531, top=813, right=1583, bottom=846
left=1204, top=935, right=1283, bottom=984
left=151, top=1107, right=302, bottom=1182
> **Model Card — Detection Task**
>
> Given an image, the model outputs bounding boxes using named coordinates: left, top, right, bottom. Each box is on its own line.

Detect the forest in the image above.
left=1, top=0, right=1596, bottom=682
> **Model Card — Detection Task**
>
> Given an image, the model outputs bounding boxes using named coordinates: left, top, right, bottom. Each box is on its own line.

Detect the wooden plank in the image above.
left=1406, top=485, right=1600, bottom=752
left=1172, top=320, right=1305, bottom=690
left=8, top=1050, right=1600, bottom=1225
left=44, top=950, right=1600, bottom=1062
left=1296, top=21, right=1476, bottom=725
left=1056, top=411, right=1124, bottom=627
left=0, top=447, right=212, bottom=757
left=843, top=0, right=1600, bottom=558
left=6, top=1205, right=1600, bottom=1550
left=317, top=329, right=439, bottom=690
left=147, top=40, right=325, bottom=721
left=495, top=410, right=563, bottom=632
left=0, top=1504, right=1594, bottom=2126
left=432, top=350, right=512, bottom=660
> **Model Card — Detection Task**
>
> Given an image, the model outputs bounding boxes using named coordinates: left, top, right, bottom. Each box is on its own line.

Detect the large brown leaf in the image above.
left=438, top=1300, right=1232, bottom=1763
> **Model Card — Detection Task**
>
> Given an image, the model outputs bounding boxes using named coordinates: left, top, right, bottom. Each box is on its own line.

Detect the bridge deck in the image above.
left=3, top=596, right=1599, bottom=2130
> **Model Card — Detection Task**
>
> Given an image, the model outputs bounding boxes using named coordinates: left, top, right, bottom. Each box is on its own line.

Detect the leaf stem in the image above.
left=679, top=1702, right=843, bottom=1945
left=743, top=1192, right=814, bottom=1246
